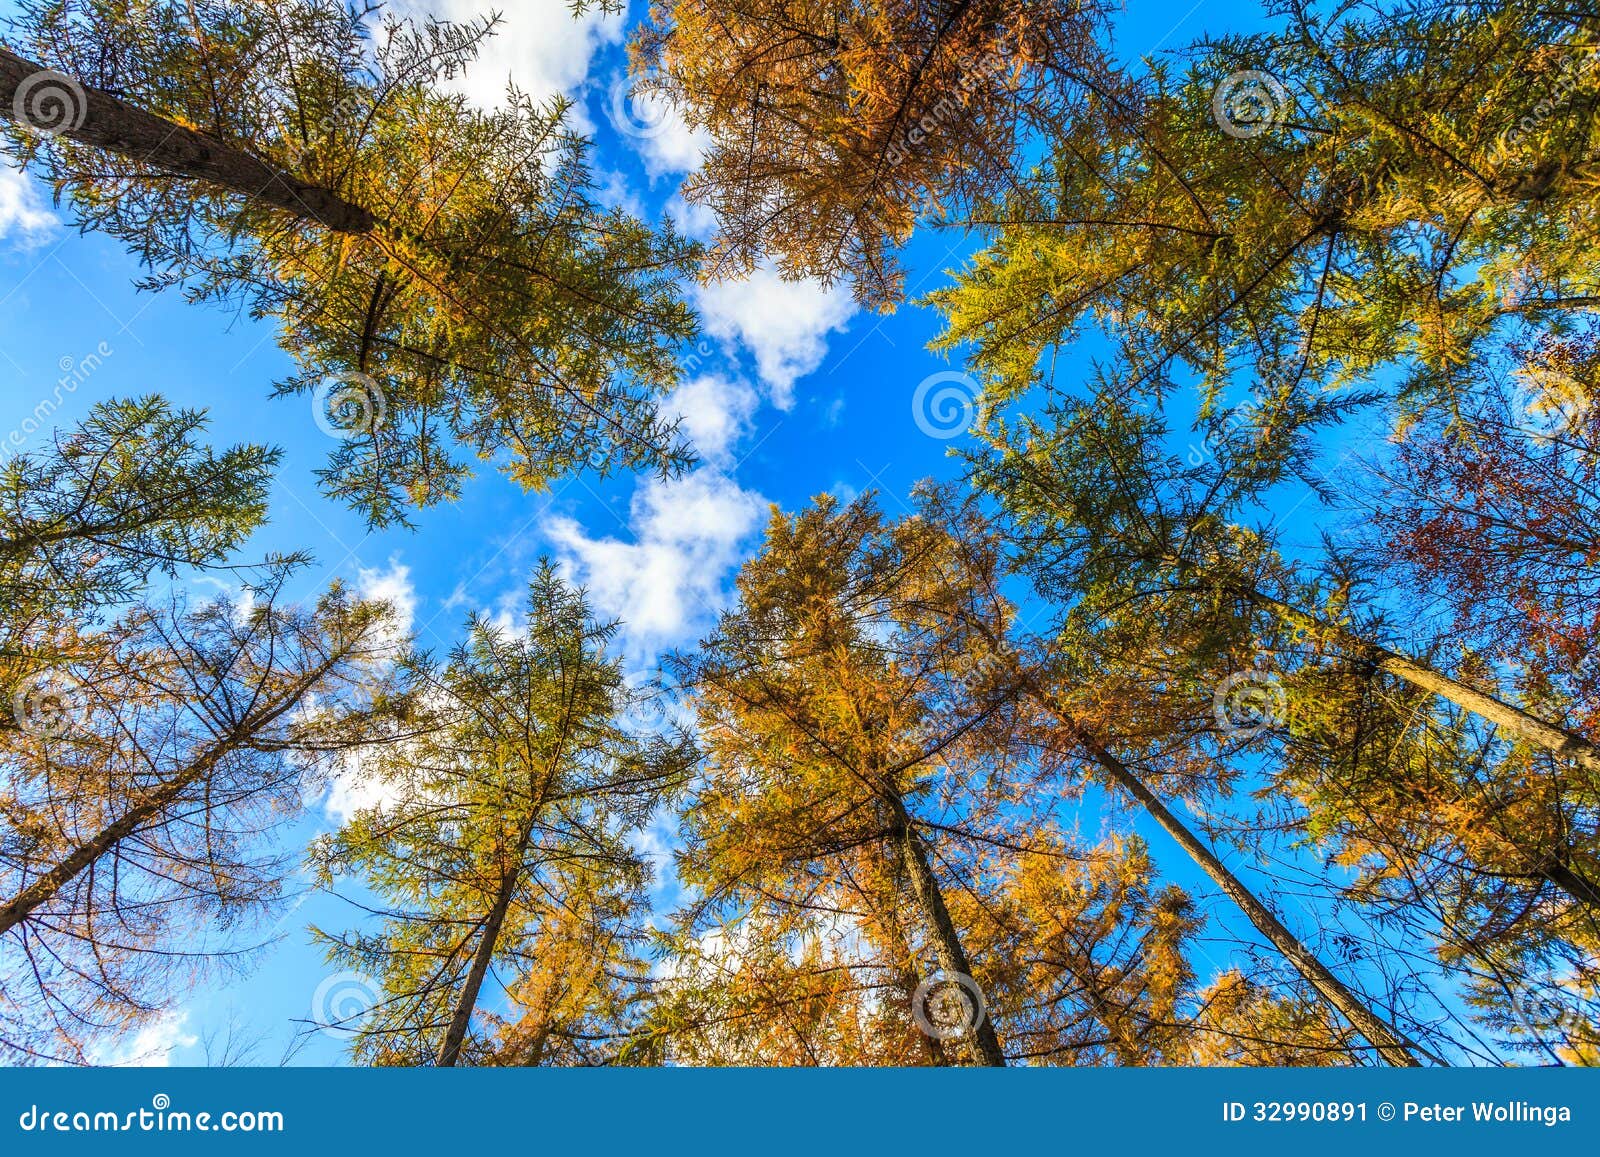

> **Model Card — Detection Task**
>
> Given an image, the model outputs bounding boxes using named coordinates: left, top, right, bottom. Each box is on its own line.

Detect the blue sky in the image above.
left=0, top=0, right=1389, bottom=1066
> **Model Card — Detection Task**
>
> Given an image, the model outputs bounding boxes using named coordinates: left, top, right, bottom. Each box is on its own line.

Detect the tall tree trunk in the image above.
left=1032, top=697, right=1426, bottom=1067
left=1542, top=860, right=1600, bottom=909
left=0, top=48, right=374, bottom=233
left=1228, top=579, right=1600, bottom=781
left=894, top=812, right=1008, bottom=1067
left=0, top=664, right=334, bottom=936
left=873, top=895, right=953, bottom=1065
left=0, top=747, right=222, bottom=935
left=436, top=857, right=523, bottom=1068
left=1359, top=634, right=1600, bottom=779
left=521, top=1026, right=551, bottom=1067
left=940, top=586, right=1427, bottom=1064
left=1198, top=575, right=1600, bottom=909
left=436, top=708, right=569, bottom=1067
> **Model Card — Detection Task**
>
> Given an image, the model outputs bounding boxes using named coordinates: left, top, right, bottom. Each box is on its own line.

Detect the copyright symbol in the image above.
left=1377, top=1102, right=1396, bottom=1122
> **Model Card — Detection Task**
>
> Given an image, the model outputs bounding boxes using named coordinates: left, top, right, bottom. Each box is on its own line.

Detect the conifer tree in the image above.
left=963, top=382, right=1600, bottom=1057
left=928, top=0, right=1599, bottom=421
left=3, top=0, right=699, bottom=525
left=1367, top=345, right=1600, bottom=774
left=663, top=496, right=1029, bottom=1066
left=986, top=834, right=1362, bottom=1066
left=0, top=395, right=280, bottom=715
left=973, top=388, right=1600, bottom=788
left=1, top=573, right=407, bottom=1064
left=904, top=484, right=1429, bottom=1065
left=0, top=395, right=412, bottom=1063
left=308, top=564, right=692, bottom=1066
left=632, top=0, right=1114, bottom=307
left=657, top=493, right=1388, bottom=1065
left=1273, top=653, right=1600, bottom=1063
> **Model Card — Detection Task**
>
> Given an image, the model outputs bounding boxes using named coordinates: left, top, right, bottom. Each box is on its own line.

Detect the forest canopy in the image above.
left=1, top=0, right=1597, bottom=1068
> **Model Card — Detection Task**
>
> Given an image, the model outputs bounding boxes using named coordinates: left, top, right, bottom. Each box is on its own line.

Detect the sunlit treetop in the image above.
left=931, top=0, right=1600, bottom=420
left=309, top=563, right=693, bottom=1066
left=632, top=0, right=1116, bottom=309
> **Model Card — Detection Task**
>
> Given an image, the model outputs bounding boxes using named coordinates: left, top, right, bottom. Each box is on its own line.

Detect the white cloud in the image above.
left=546, top=470, right=766, bottom=659
left=668, top=374, right=759, bottom=463
left=356, top=556, right=417, bottom=653
left=638, top=112, right=709, bottom=177
left=0, top=165, right=55, bottom=243
left=482, top=585, right=527, bottom=638
left=397, top=0, right=623, bottom=107
left=696, top=264, right=856, bottom=409
left=604, top=73, right=710, bottom=176
left=593, top=167, right=647, bottom=218
left=230, top=585, right=258, bottom=625
left=324, top=746, right=402, bottom=826
left=94, top=1012, right=197, bottom=1067
left=319, top=557, right=419, bottom=825
left=665, top=192, right=718, bottom=242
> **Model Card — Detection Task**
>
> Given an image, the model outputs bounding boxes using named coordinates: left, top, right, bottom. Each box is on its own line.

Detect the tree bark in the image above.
left=1542, top=860, right=1600, bottom=910
left=932, top=579, right=1427, bottom=1064
left=874, top=897, right=953, bottom=1065
left=1175, top=569, right=1600, bottom=909
left=436, top=859, right=522, bottom=1067
left=0, top=47, right=375, bottom=233
left=1231, top=581, right=1600, bottom=782
left=1365, top=638, right=1600, bottom=779
left=0, top=662, right=333, bottom=936
left=436, top=698, right=572, bottom=1067
left=1033, top=698, right=1426, bottom=1067
left=0, top=746, right=223, bottom=935
left=895, top=813, right=1008, bottom=1067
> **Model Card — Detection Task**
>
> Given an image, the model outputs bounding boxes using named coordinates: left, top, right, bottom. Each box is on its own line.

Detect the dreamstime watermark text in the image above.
left=7, top=342, right=113, bottom=449
left=17, top=1093, right=284, bottom=1135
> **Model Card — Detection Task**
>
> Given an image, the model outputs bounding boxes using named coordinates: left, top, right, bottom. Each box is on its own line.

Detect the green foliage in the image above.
left=6, top=0, right=702, bottom=526
left=0, top=396, right=279, bottom=615
left=0, top=395, right=284, bottom=721
left=309, top=563, right=692, bottom=1065
left=932, top=0, right=1600, bottom=424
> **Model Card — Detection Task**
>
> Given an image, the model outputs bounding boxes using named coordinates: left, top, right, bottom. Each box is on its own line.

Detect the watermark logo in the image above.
left=883, top=47, right=1012, bottom=167
left=1492, top=54, right=1600, bottom=162
left=7, top=342, right=114, bottom=450
left=281, top=94, right=366, bottom=167
left=912, top=370, right=982, bottom=439
left=311, top=371, right=386, bottom=439
left=1213, top=658, right=1286, bottom=739
left=1508, top=365, right=1591, bottom=440
left=1506, top=984, right=1590, bottom=1045
left=609, top=71, right=675, bottom=141
left=17, top=1093, right=284, bottom=1133
left=12, top=669, right=87, bottom=737
left=911, top=970, right=987, bottom=1041
left=311, top=970, right=381, bottom=1038
left=13, top=70, right=87, bottom=137
left=1211, top=70, right=1289, bottom=139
